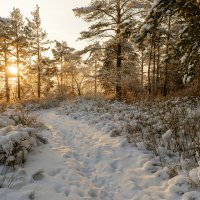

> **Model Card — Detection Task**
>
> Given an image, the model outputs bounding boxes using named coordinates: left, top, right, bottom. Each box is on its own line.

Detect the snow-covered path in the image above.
left=0, top=104, right=198, bottom=200
left=29, top=109, right=180, bottom=200
left=1, top=106, right=191, bottom=200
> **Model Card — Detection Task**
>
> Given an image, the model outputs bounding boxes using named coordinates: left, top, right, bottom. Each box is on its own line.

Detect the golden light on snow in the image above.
left=8, top=66, right=18, bottom=76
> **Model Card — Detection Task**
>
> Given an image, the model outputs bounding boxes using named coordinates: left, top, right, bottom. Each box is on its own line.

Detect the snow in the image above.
left=1, top=99, right=200, bottom=199
left=128, top=1, right=146, bottom=9
left=182, top=191, right=200, bottom=200
left=0, top=108, right=47, bottom=166
left=73, top=5, right=98, bottom=14
left=0, top=17, right=10, bottom=23
left=181, top=54, right=187, bottom=64
left=162, top=129, right=172, bottom=143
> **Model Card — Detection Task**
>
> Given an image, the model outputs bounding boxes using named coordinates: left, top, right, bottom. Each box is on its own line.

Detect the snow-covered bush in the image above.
left=0, top=102, right=7, bottom=114
left=17, top=94, right=68, bottom=111
left=61, top=97, right=200, bottom=172
left=0, top=125, right=47, bottom=166
left=0, top=109, right=47, bottom=167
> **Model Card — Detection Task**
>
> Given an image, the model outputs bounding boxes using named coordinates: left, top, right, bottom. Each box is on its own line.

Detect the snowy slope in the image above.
left=0, top=100, right=200, bottom=200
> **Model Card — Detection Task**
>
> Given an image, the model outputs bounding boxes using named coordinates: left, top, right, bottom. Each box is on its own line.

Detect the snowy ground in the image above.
left=0, top=99, right=200, bottom=200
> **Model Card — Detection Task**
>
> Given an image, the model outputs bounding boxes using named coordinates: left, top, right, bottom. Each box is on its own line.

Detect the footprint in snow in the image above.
left=92, top=176, right=105, bottom=188
left=54, top=185, right=70, bottom=197
left=110, top=160, right=119, bottom=172
left=69, top=181, right=81, bottom=188
left=88, top=189, right=98, bottom=198
left=63, top=152, right=72, bottom=158
left=48, top=168, right=63, bottom=176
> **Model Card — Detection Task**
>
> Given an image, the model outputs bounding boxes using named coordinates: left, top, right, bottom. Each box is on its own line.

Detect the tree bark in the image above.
left=156, top=43, right=160, bottom=95
left=4, top=42, right=10, bottom=102
left=94, top=60, right=97, bottom=96
left=116, top=43, right=122, bottom=100
left=152, top=40, right=156, bottom=95
left=116, top=0, right=122, bottom=101
left=37, top=26, right=41, bottom=98
left=141, top=49, right=144, bottom=89
left=16, top=40, right=21, bottom=100
left=60, top=57, right=63, bottom=93
left=163, top=15, right=171, bottom=96
left=148, top=37, right=153, bottom=95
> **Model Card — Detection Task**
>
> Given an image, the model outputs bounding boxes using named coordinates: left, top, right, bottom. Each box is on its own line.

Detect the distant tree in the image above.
left=64, top=52, right=83, bottom=95
left=66, top=65, right=86, bottom=96
left=0, top=18, right=12, bottom=102
left=52, top=41, right=75, bottom=93
left=40, top=57, right=57, bottom=96
left=80, top=43, right=103, bottom=95
left=26, top=5, right=49, bottom=98
left=9, top=8, right=28, bottom=100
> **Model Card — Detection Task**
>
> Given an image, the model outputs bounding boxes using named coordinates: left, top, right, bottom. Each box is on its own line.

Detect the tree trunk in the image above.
left=148, top=37, right=153, bottom=95
left=17, top=41, right=21, bottom=100
left=56, top=67, right=60, bottom=93
left=37, top=62, right=41, bottom=98
left=197, top=68, right=200, bottom=94
left=141, top=49, right=144, bottom=89
left=94, top=60, right=97, bottom=96
left=116, top=0, right=122, bottom=101
left=156, top=43, right=160, bottom=95
left=4, top=43, right=10, bottom=102
left=163, top=15, right=171, bottom=96
left=60, top=57, right=63, bottom=93
left=116, top=43, right=122, bottom=100
left=37, top=27, right=41, bottom=99
left=152, top=40, right=156, bottom=95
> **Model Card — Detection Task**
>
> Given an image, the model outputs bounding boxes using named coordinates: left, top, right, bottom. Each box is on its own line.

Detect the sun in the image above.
left=8, top=66, right=18, bottom=75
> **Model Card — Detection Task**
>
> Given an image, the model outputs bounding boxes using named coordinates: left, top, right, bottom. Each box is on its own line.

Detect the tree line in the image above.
left=74, top=0, right=200, bottom=100
left=1, top=1, right=200, bottom=102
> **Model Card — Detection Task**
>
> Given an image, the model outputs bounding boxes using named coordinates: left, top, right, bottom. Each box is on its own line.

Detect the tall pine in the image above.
left=74, top=0, right=146, bottom=100
left=26, top=5, right=49, bottom=98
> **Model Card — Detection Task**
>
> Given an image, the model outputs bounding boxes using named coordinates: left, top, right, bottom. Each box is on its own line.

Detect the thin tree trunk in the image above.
left=116, top=43, right=122, bottom=100
left=56, top=67, right=60, bottom=93
left=60, top=57, right=63, bottom=93
left=163, top=15, right=171, bottom=96
left=71, top=73, right=74, bottom=94
left=197, top=68, right=200, bottom=94
left=37, top=60, right=41, bottom=98
left=36, top=24, right=41, bottom=99
left=17, top=41, right=21, bottom=100
left=116, top=0, right=122, bottom=100
left=4, top=42, right=10, bottom=102
left=141, top=49, right=144, bottom=89
left=94, top=60, right=97, bottom=96
left=156, top=43, right=160, bottom=95
left=152, top=40, right=156, bottom=95
left=148, top=37, right=153, bottom=95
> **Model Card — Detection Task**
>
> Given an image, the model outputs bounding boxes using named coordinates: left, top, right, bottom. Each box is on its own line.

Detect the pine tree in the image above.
left=26, top=5, right=49, bottom=98
left=74, top=0, right=147, bottom=100
left=80, top=43, right=103, bottom=95
left=9, top=8, right=28, bottom=100
left=52, top=41, right=75, bottom=93
left=0, top=18, right=12, bottom=102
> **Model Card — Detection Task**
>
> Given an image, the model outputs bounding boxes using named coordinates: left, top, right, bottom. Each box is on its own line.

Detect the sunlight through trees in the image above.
left=0, top=0, right=200, bottom=102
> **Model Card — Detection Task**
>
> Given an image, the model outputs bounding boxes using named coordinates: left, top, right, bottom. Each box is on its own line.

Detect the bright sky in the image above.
left=0, top=0, right=90, bottom=50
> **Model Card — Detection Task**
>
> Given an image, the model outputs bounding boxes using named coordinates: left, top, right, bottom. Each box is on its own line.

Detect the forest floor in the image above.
left=0, top=99, right=200, bottom=200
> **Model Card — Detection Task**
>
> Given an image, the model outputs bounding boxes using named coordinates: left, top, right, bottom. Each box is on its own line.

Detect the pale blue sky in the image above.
left=0, top=0, right=90, bottom=49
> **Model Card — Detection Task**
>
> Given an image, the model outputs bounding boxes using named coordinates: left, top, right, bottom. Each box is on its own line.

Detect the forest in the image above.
left=1, top=1, right=200, bottom=200
left=1, top=0, right=200, bottom=103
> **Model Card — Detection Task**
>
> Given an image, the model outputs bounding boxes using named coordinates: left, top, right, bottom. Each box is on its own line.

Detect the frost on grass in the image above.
left=61, top=97, right=200, bottom=173
left=0, top=108, right=47, bottom=199
left=0, top=109, right=47, bottom=166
